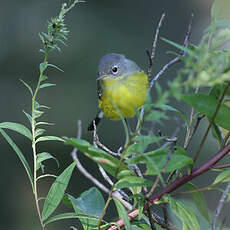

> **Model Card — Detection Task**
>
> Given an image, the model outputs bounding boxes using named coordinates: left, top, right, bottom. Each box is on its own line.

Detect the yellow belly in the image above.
left=98, top=71, right=149, bottom=120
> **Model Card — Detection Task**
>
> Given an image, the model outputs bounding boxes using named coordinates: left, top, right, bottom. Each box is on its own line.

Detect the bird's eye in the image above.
left=112, top=66, right=118, bottom=74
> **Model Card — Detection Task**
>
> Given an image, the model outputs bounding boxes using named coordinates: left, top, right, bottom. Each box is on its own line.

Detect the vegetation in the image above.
left=1, top=0, right=230, bottom=229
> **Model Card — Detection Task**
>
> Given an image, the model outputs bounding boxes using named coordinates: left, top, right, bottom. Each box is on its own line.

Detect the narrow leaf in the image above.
left=36, top=152, right=59, bottom=171
left=115, top=176, right=154, bottom=190
left=113, top=197, right=131, bottom=230
left=36, top=122, right=54, bottom=126
left=23, top=110, right=32, bottom=125
left=36, top=136, right=64, bottom=143
left=0, top=122, right=32, bottom=140
left=0, top=128, right=33, bottom=189
left=47, top=63, right=64, bottom=72
left=40, top=83, right=56, bottom=89
left=213, top=169, right=230, bottom=184
left=169, top=198, right=200, bottom=230
left=186, top=182, right=210, bottom=222
left=35, top=128, right=46, bottom=138
left=127, top=148, right=193, bottom=175
left=44, top=213, right=94, bottom=226
left=65, top=138, right=132, bottom=178
left=33, top=109, right=44, bottom=119
left=161, top=37, right=196, bottom=57
left=40, top=75, right=48, bottom=82
left=37, top=174, right=57, bottom=181
left=20, top=79, right=33, bottom=96
left=42, top=161, right=76, bottom=221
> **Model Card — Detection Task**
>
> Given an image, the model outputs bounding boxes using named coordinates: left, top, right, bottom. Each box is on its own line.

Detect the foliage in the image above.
left=1, top=0, right=230, bottom=230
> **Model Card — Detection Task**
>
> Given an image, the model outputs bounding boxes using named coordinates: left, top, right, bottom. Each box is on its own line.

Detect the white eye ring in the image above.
left=111, top=66, right=119, bottom=74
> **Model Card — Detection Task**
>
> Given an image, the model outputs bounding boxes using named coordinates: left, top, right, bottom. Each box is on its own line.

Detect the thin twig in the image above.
left=147, top=13, right=166, bottom=80
left=93, top=120, right=119, bottom=156
left=71, top=120, right=110, bottom=194
left=184, top=114, right=205, bottom=150
left=149, top=13, right=194, bottom=90
left=70, top=120, right=132, bottom=210
left=212, top=182, right=230, bottom=230
left=184, top=87, right=199, bottom=149
left=209, top=163, right=230, bottom=169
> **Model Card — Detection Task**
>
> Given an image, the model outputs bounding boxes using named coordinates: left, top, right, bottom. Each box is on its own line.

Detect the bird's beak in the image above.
left=96, top=75, right=107, bottom=80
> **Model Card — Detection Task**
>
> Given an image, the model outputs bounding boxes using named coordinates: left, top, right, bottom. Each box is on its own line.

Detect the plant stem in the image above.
left=31, top=55, right=48, bottom=230
left=107, top=142, right=230, bottom=230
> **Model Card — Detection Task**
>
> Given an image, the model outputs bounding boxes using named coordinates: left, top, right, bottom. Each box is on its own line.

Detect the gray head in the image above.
left=97, top=53, right=142, bottom=79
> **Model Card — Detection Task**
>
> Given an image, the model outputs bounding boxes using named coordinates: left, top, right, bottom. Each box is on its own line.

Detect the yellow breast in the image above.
left=98, top=71, right=149, bottom=120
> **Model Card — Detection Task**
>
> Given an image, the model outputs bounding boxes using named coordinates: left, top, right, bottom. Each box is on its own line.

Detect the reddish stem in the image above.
left=107, top=143, right=230, bottom=230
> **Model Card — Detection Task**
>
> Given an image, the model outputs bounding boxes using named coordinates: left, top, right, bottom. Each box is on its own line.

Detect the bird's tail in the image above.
left=87, top=111, right=104, bottom=131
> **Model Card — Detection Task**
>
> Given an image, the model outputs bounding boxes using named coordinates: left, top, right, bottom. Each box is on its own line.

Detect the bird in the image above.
left=88, top=53, right=149, bottom=131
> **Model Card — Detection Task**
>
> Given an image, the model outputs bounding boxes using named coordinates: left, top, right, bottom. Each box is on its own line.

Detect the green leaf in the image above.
left=40, top=75, right=48, bottom=82
left=145, top=110, right=168, bottom=122
left=115, top=176, right=154, bottom=190
left=127, top=148, right=193, bottom=175
left=211, top=123, right=223, bottom=146
left=124, top=135, right=163, bottom=157
left=20, top=79, right=33, bottom=96
left=36, top=152, right=59, bottom=171
left=68, top=187, right=104, bottom=229
left=47, top=63, right=64, bottom=72
left=186, top=182, right=210, bottom=222
left=36, top=121, right=54, bottom=126
left=36, top=135, right=64, bottom=143
left=40, top=83, right=56, bottom=89
left=161, top=37, right=197, bottom=57
left=213, top=169, right=230, bottom=184
left=42, top=161, right=76, bottom=221
left=70, top=187, right=105, bottom=217
left=35, top=128, right=46, bottom=137
left=33, top=109, right=44, bottom=119
left=169, top=197, right=200, bottom=230
left=37, top=174, right=57, bottom=181
left=40, top=61, right=48, bottom=73
left=161, top=105, right=190, bottom=130
left=0, top=122, right=32, bottom=140
left=182, top=93, right=230, bottom=131
left=44, top=213, right=92, bottom=226
left=23, top=110, right=32, bottom=124
left=0, top=128, right=33, bottom=189
left=65, top=138, right=132, bottom=178
left=113, top=197, right=131, bottom=230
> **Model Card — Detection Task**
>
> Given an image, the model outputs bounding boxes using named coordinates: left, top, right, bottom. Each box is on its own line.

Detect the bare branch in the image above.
left=147, top=13, right=166, bottom=80
left=149, top=13, right=194, bottom=90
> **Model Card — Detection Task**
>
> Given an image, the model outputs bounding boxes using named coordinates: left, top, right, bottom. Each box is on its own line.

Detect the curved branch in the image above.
left=107, top=143, right=230, bottom=230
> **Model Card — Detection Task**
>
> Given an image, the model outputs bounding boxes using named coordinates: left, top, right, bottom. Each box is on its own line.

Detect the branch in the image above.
left=70, top=120, right=132, bottom=210
left=147, top=13, right=166, bottom=80
left=149, top=13, right=194, bottom=90
left=107, top=142, right=230, bottom=230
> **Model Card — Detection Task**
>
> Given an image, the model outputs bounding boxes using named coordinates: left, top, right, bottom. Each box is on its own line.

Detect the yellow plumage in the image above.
left=98, top=71, right=149, bottom=120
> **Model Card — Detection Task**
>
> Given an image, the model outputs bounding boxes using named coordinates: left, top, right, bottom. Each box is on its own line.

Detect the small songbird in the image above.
left=88, top=53, right=149, bottom=131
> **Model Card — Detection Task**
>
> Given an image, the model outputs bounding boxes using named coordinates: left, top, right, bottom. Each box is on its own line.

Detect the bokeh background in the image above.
left=0, top=0, right=229, bottom=229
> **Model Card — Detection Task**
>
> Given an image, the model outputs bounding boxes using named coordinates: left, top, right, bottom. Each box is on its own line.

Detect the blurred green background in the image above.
left=1, top=0, right=229, bottom=229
